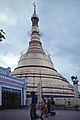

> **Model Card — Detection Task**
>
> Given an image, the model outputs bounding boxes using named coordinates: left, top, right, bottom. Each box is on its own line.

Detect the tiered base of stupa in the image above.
left=11, top=52, right=74, bottom=106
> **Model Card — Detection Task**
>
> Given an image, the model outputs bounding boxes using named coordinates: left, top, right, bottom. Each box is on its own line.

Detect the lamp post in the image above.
left=71, top=76, right=79, bottom=108
left=37, top=71, right=42, bottom=106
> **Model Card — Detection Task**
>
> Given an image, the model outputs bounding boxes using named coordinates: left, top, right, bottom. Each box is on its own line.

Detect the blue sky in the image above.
left=0, top=0, right=80, bottom=86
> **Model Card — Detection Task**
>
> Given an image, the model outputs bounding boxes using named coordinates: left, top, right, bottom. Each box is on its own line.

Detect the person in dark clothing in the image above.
left=47, top=98, right=51, bottom=114
left=30, top=91, right=43, bottom=120
left=50, top=97, right=56, bottom=116
left=31, top=91, right=38, bottom=105
left=51, top=97, right=55, bottom=110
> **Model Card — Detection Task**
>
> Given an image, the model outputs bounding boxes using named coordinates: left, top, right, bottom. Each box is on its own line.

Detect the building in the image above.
left=11, top=4, right=75, bottom=106
left=0, top=66, right=27, bottom=109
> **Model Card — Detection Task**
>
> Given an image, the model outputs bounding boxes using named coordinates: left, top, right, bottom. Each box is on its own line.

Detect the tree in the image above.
left=0, top=29, right=6, bottom=41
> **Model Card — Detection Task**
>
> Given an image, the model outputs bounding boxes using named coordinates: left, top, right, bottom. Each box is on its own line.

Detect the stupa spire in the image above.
left=31, top=2, right=39, bottom=27
left=27, top=3, right=45, bottom=54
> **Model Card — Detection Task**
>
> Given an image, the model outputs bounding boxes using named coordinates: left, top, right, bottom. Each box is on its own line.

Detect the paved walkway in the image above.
left=0, top=108, right=80, bottom=120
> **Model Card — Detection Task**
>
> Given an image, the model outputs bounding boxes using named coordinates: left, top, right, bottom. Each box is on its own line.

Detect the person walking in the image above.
left=41, top=97, right=45, bottom=117
left=41, top=97, right=48, bottom=118
left=44, top=98, right=48, bottom=117
left=47, top=98, right=51, bottom=115
left=50, top=97, right=56, bottom=116
left=30, top=91, right=43, bottom=120
left=51, top=97, right=55, bottom=110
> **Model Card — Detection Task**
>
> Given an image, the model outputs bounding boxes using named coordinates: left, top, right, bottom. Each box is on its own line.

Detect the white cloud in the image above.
left=0, top=12, right=17, bottom=26
left=0, top=53, right=20, bottom=71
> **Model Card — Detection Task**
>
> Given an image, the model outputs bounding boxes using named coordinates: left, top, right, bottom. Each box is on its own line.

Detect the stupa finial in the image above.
left=33, top=2, right=36, bottom=13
